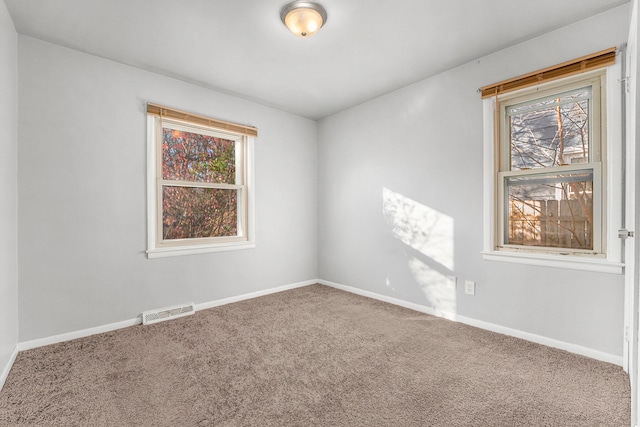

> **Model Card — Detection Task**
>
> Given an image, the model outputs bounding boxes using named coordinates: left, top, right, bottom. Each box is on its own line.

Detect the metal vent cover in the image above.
left=142, top=303, right=195, bottom=325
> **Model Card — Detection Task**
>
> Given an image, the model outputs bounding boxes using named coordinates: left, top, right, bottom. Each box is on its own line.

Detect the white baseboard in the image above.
left=0, top=345, right=19, bottom=392
left=453, top=313, right=623, bottom=366
left=17, top=279, right=318, bottom=352
left=18, top=318, right=141, bottom=352
left=318, top=279, right=623, bottom=366
left=195, top=279, right=317, bottom=311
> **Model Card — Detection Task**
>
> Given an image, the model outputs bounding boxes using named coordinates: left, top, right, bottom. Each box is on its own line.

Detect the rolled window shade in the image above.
left=480, top=47, right=616, bottom=99
left=147, top=103, right=258, bottom=137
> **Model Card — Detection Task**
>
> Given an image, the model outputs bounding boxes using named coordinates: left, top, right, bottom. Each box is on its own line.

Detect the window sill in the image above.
left=147, top=241, right=256, bottom=259
left=482, top=250, right=623, bottom=274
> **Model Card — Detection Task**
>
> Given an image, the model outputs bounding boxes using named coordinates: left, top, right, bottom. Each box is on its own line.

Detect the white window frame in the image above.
left=146, top=115, right=255, bottom=259
left=483, top=65, right=624, bottom=274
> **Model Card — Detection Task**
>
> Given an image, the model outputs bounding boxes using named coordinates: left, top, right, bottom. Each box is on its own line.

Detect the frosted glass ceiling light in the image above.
left=280, top=1, right=327, bottom=38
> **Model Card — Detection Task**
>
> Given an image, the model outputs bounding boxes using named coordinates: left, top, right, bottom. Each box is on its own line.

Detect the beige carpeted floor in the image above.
left=0, top=284, right=631, bottom=426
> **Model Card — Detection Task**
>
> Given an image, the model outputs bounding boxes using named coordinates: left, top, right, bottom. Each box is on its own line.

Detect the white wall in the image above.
left=0, top=0, right=18, bottom=385
left=318, top=5, right=630, bottom=357
left=17, top=36, right=318, bottom=341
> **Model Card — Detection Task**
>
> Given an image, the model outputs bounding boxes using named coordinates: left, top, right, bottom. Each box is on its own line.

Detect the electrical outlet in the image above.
left=446, top=276, right=457, bottom=290
left=464, top=280, right=476, bottom=296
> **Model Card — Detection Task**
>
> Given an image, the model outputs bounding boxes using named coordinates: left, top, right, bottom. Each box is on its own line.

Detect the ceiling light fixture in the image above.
left=280, top=1, right=327, bottom=38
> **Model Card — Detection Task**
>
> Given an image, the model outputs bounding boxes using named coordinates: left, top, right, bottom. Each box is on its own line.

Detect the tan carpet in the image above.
left=0, top=284, right=630, bottom=426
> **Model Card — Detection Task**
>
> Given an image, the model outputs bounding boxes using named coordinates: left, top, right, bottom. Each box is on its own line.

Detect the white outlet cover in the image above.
left=465, top=281, right=475, bottom=296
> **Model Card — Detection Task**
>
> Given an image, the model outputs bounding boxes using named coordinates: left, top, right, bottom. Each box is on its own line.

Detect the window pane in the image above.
left=505, top=171, right=593, bottom=250
left=508, top=88, right=590, bottom=170
left=163, top=128, right=236, bottom=184
left=162, top=186, right=238, bottom=240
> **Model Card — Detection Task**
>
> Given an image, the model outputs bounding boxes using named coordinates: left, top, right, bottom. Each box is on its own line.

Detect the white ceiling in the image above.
left=5, top=0, right=629, bottom=120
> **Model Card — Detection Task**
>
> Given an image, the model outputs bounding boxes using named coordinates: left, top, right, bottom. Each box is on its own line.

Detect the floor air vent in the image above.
left=142, top=303, right=195, bottom=325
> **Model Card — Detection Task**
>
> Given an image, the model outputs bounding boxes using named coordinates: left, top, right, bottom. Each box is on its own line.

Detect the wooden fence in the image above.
left=508, top=199, right=592, bottom=249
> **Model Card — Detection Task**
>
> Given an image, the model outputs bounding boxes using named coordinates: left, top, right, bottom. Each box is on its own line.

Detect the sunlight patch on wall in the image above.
left=382, top=187, right=454, bottom=270
left=383, top=187, right=456, bottom=315
left=408, top=257, right=456, bottom=317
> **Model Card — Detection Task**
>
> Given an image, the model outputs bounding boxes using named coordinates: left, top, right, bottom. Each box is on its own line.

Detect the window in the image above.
left=481, top=48, right=624, bottom=273
left=146, top=104, right=256, bottom=258
left=497, top=75, right=604, bottom=255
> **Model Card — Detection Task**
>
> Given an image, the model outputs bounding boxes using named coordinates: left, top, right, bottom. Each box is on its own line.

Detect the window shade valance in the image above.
left=479, top=47, right=617, bottom=99
left=147, top=103, right=258, bottom=137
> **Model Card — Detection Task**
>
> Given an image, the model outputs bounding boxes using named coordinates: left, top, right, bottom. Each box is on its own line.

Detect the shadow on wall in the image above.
left=382, top=187, right=456, bottom=317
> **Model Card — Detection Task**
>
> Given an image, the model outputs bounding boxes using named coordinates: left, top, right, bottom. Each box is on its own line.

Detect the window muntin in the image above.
left=496, top=73, right=605, bottom=256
